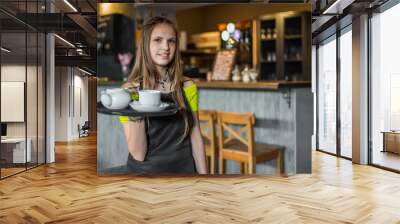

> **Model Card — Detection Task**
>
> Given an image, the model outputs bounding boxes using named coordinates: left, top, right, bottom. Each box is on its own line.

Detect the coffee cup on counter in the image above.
left=139, top=90, right=161, bottom=107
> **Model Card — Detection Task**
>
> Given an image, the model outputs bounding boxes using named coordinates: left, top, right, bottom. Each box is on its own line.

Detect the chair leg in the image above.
left=280, top=151, right=284, bottom=174
left=219, top=156, right=224, bottom=174
left=206, top=155, right=211, bottom=172
left=210, top=155, right=215, bottom=174
left=240, top=162, right=245, bottom=174
left=249, top=160, right=255, bottom=174
left=276, top=151, right=283, bottom=175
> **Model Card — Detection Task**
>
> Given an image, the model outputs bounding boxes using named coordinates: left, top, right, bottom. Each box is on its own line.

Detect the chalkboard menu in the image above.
left=211, top=49, right=236, bottom=81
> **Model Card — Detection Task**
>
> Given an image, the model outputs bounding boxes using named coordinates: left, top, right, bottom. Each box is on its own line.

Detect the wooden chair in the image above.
left=217, top=111, right=284, bottom=175
left=198, top=110, right=217, bottom=174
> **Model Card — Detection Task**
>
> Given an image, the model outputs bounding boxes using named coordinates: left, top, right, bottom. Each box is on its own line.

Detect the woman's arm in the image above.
left=190, top=112, right=208, bottom=174
left=122, top=119, right=147, bottom=161
left=183, top=79, right=207, bottom=174
left=120, top=81, right=147, bottom=161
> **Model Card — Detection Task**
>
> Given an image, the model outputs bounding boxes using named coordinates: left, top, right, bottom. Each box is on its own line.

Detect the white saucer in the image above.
left=129, top=101, right=170, bottom=112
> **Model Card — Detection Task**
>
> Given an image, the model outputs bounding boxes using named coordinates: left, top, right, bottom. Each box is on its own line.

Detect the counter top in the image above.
left=194, top=80, right=311, bottom=90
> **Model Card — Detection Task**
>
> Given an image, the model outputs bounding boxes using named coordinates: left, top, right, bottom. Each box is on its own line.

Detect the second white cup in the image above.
left=139, top=90, right=161, bottom=107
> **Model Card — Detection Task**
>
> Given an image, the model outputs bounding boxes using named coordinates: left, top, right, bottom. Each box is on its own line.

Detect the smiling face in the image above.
left=149, top=23, right=177, bottom=74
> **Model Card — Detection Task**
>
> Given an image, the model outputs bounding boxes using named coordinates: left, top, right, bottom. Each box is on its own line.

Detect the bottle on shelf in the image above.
left=241, top=65, right=250, bottom=83
left=261, top=29, right=266, bottom=40
left=232, top=65, right=241, bottom=82
left=267, top=28, right=272, bottom=40
left=296, top=49, right=302, bottom=60
left=273, top=28, right=277, bottom=39
left=271, top=52, right=276, bottom=62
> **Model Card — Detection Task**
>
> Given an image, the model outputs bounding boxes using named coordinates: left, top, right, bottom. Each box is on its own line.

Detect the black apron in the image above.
left=126, top=84, right=196, bottom=175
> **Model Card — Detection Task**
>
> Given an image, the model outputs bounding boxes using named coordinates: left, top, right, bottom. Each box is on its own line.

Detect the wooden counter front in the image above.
left=194, top=80, right=311, bottom=90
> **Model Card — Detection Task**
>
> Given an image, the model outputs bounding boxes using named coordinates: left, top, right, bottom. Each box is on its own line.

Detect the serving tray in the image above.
left=97, top=102, right=179, bottom=117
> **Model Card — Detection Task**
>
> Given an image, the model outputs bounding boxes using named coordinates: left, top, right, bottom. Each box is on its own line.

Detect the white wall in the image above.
left=55, top=67, right=68, bottom=141
left=1, top=65, right=41, bottom=137
left=54, top=67, right=89, bottom=141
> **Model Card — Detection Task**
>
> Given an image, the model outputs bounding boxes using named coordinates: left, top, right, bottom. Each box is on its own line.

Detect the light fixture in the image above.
left=227, top=23, right=235, bottom=33
left=221, top=31, right=230, bottom=41
left=54, top=34, right=75, bottom=48
left=78, top=67, right=92, bottom=76
left=1, top=47, right=11, bottom=53
left=233, top=30, right=241, bottom=41
left=63, top=0, right=78, bottom=12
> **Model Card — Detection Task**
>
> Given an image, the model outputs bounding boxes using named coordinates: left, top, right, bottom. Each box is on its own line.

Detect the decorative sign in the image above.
left=211, top=49, right=236, bottom=81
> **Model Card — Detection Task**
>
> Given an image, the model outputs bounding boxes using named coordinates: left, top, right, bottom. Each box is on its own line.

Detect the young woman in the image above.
left=120, top=16, right=207, bottom=175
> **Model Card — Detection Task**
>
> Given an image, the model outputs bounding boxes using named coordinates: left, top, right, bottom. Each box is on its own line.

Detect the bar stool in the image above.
left=217, top=111, right=284, bottom=175
left=198, top=110, right=217, bottom=174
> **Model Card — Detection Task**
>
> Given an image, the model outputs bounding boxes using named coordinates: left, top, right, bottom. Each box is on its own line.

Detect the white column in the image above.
left=352, top=14, right=369, bottom=164
left=46, top=1, right=55, bottom=163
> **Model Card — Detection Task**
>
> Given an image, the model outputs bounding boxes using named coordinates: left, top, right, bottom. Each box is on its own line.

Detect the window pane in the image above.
left=371, top=3, right=400, bottom=171
left=318, top=36, right=337, bottom=154
left=340, top=28, right=352, bottom=158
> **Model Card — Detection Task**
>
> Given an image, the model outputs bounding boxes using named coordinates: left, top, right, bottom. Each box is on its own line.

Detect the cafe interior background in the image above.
left=97, top=3, right=313, bottom=175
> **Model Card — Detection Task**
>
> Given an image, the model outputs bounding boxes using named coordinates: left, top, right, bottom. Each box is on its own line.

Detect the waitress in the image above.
left=120, top=16, right=207, bottom=175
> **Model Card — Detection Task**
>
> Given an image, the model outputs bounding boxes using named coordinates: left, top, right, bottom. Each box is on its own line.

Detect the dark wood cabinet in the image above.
left=253, top=12, right=311, bottom=81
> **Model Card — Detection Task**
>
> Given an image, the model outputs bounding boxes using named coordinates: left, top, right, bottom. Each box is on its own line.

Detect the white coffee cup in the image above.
left=100, top=88, right=131, bottom=110
left=139, top=90, right=161, bottom=107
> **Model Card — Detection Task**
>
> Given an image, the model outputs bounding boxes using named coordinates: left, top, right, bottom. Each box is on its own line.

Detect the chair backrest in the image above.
left=198, top=110, right=217, bottom=151
left=217, top=111, right=255, bottom=155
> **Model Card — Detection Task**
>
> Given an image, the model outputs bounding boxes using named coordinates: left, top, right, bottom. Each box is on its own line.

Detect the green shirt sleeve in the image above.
left=183, top=83, right=198, bottom=112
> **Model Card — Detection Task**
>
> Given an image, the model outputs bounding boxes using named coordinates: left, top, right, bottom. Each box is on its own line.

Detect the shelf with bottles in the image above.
left=283, top=15, right=302, bottom=61
left=260, top=38, right=276, bottom=62
left=261, top=51, right=277, bottom=63
left=284, top=39, right=302, bottom=61
left=255, top=12, right=310, bottom=81
left=284, top=60, right=302, bottom=81
left=260, top=19, right=277, bottom=41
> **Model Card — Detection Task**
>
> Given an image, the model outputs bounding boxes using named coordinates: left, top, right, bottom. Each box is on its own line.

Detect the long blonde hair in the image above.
left=127, top=16, right=190, bottom=141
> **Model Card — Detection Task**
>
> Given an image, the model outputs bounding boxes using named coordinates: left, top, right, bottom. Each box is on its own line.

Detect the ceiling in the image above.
left=0, top=0, right=97, bottom=73
left=311, top=0, right=389, bottom=42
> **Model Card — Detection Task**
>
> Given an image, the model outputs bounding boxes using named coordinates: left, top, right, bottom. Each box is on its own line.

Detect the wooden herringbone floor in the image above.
left=1, top=134, right=400, bottom=224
